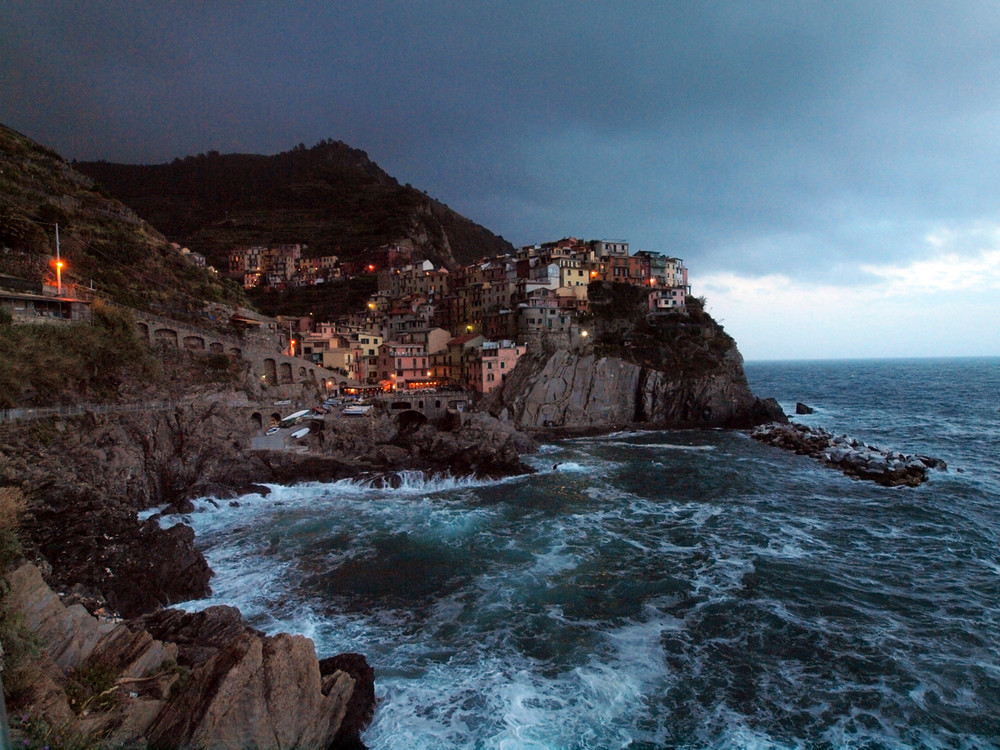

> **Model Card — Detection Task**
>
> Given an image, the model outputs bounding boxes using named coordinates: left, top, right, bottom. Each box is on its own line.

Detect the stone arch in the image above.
left=298, top=366, right=307, bottom=379
left=154, top=328, right=178, bottom=347
left=269, top=412, right=281, bottom=426
left=250, top=412, right=263, bottom=430
left=137, top=322, right=150, bottom=341
left=279, top=362, right=293, bottom=383
left=230, top=347, right=242, bottom=358
left=396, top=409, right=427, bottom=434
left=263, top=359, right=277, bottom=384
left=209, top=342, right=224, bottom=353
left=183, top=335, right=206, bottom=350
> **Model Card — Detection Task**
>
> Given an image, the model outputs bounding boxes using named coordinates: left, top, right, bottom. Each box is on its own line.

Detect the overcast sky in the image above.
left=3, top=1, right=1000, bottom=359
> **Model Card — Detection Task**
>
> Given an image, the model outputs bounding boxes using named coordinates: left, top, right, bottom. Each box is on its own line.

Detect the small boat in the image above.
left=265, top=426, right=280, bottom=436
left=341, top=404, right=373, bottom=416
left=279, top=409, right=311, bottom=428
left=290, top=427, right=310, bottom=439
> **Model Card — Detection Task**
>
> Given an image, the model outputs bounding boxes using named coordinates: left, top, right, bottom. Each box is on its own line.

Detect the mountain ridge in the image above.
left=76, top=139, right=515, bottom=271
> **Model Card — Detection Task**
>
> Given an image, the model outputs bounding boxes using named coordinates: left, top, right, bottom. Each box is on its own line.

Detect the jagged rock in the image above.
left=3, top=564, right=374, bottom=750
left=136, top=606, right=361, bottom=750
left=320, top=653, right=376, bottom=749
left=485, top=346, right=786, bottom=432
left=751, top=422, right=946, bottom=487
left=795, top=402, right=814, bottom=414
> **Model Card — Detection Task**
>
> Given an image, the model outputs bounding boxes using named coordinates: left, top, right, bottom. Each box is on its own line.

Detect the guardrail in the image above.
left=0, top=399, right=291, bottom=424
left=0, top=401, right=178, bottom=423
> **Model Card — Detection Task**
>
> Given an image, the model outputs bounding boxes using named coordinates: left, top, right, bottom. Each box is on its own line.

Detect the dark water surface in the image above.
left=169, top=357, right=1000, bottom=748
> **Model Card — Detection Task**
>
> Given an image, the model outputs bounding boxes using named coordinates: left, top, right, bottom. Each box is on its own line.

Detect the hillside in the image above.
left=0, top=123, right=245, bottom=312
left=76, top=139, right=515, bottom=271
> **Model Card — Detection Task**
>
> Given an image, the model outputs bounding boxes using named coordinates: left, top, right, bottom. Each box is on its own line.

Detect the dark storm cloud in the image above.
left=4, top=1, right=1000, bottom=281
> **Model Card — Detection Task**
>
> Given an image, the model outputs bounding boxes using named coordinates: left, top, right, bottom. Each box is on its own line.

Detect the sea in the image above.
left=166, top=357, right=1000, bottom=749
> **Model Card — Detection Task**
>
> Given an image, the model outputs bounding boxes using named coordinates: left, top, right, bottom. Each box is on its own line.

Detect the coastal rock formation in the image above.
left=486, top=347, right=784, bottom=433
left=1, top=399, right=535, bottom=617
left=795, top=402, right=814, bottom=414
left=4, top=562, right=373, bottom=749
left=751, top=422, right=947, bottom=487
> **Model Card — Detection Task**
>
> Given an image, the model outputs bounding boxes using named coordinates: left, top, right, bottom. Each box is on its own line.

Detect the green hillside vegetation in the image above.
left=0, top=123, right=246, bottom=315
left=247, top=275, right=378, bottom=321
left=583, top=282, right=736, bottom=376
left=76, top=140, right=514, bottom=270
left=0, top=301, right=157, bottom=407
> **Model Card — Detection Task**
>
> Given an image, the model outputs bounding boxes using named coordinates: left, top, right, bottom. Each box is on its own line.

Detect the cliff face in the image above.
left=484, top=284, right=785, bottom=433
left=488, top=345, right=782, bottom=432
left=4, top=563, right=372, bottom=749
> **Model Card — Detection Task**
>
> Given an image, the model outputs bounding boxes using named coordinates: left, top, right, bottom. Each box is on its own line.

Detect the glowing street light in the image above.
left=55, top=259, right=64, bottom=296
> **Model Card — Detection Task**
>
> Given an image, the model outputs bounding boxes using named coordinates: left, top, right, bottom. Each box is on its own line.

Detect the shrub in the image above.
left=65, top=660, right=121, bottom=714
left=0, top=486, right=25, bottom=572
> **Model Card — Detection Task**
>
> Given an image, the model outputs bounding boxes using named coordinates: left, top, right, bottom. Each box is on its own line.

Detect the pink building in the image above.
left=378, top=342, right=431, bottom=390
left=648, top=288, right=686, bottom=313
left=467, top=339, right=527, bottom=394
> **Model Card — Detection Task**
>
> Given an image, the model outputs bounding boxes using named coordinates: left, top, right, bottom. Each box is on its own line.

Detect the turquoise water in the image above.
left=172, top=357, right=1000, bottom=748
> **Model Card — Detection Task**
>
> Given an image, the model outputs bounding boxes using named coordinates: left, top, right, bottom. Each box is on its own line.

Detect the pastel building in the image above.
left=468, top=339, right=527, bottom=393
left=378, top=342, right=432, bottom=390
left=648, top=287, right=687, bottom=313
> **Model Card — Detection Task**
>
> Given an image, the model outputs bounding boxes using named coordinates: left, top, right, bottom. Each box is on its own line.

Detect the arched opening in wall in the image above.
left=279, top=362, right=293, bottom=383
left=137, top=322, right=150, bottom=341
left=184, top=336, right=206, bottom=350
left=298, top=366, right=307, bottom=379
left=396, top=409, right=427, bottom=435
left=209, top=342, right=224, bottom=353
left=154, top=328, right=179, bottom=347
left=251, top=412, right=263, bottom=430
left=230, top=347, right=242, bottom=358
left=390, top=401, right=412, bottom=410
left=269, top=412, right=281, bottom=426
left=264, top=359, right=277, bottom=384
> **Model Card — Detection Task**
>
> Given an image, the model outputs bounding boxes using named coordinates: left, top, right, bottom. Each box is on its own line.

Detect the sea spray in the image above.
left=173, top=358, right=1000, bottom=749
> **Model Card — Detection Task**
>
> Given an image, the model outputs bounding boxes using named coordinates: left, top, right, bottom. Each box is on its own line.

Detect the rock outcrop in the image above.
left=0, top=401, right=535, bottom=617
left=482, top=286, right=784, bottom=434
left=485, top=347, right=784, bottom=433
left=4, top=563, right=373, bottom=749
left=750, top=422, right=947, bottom=487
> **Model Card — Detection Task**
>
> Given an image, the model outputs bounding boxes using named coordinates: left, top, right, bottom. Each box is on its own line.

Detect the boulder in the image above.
left=2, top=564, right=375, bottom=750
left=750, top=422, right=946, bottom=487
left=795, top=402, right=814, bottom=414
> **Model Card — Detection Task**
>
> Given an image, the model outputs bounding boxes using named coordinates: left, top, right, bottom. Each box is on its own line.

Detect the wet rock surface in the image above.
left=4, top=563, right=373, bottom=749
left=485, top=347, right=786, bottom=432
left=751, top=422, right=947, bottom=487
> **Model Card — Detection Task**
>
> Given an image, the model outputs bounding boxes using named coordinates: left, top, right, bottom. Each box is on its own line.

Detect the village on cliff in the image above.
left=226, top=237, right=691, bottom=398
left=2, top=234, right=692, bottom=406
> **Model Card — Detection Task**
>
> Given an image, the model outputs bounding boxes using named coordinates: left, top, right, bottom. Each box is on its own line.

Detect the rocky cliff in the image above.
left=484, top=285, right=784, bottom=434
left=3, top=563, right=372, bottom=749
left=0, top=400, right=532, bottom=618
left=488, top=346, right=783, bottom=433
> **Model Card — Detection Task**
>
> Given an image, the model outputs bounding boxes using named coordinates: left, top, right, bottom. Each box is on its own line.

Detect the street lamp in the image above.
left=55, top=260, right=64, bottom=296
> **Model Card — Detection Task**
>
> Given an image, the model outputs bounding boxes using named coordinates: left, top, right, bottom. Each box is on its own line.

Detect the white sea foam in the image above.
left=137, top=504, right=168, bottom=521
left=609, top=441, right=717, bottom=451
